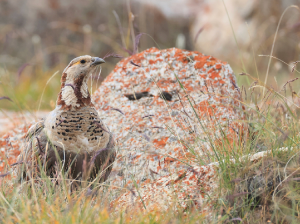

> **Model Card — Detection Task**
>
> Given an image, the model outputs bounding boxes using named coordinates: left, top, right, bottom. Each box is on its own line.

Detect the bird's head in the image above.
left=57, top=55, right=105, bottom=110
left=62, top=55, right=105, bottom=79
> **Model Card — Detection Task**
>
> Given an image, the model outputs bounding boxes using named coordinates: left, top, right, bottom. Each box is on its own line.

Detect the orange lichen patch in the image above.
left=193, top=55, right=210, bottom=69
left=164, top=157, right=175, bottom=163
left=151, top=96, right=167, bottom=107
left=197, top=101, right=217, bottom=116
left=206, top=61, right=216, bottom=67
left=143, top=179, right=151, bottom=184
left=215, top=64, right=222, bottom=70
left=146, top=154, right=158, bottom=162
left=174, top=49, right=192, bottom=63
left=173, top=147, right=180, bottom=152
left=218, top=79, right=225, bottom=85
left=124, top=180, right=132, bottom=187
left=194, top=61, right=206, bottom=69
left=149, top=59, right=163, bottom=64
left=132, top=155, right=141, bottom=162
left=157, top=78, right=175, bottom=87
left=209, top=71, right=221, bottom=79
left=153, top=137, right=169, bottom=148
left=156, top=165, right=162, bottom=172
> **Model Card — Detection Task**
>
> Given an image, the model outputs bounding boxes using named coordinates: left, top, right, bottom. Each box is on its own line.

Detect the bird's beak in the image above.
left=91, top=57, right=105, bottom=66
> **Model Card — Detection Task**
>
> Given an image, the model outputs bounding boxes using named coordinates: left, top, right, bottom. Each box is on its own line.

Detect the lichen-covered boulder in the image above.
left=92, top=47, right=246, bottom=211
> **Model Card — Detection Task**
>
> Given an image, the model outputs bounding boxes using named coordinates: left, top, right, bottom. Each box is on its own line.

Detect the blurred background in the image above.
left=1, top=0, right=300, bottom=111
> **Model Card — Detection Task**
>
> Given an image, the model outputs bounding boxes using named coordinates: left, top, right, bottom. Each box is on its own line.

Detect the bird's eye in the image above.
left=80, top=60, right=86, bottom=64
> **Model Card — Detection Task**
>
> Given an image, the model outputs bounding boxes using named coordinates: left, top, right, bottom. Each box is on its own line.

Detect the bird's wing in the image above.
left=25, top=120, right=45, bottom=141
left=17, top=120, right=46, bottom=181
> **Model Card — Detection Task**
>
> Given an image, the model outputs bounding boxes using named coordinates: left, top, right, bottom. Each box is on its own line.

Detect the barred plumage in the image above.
left=18, top=56, right=116, bottom=184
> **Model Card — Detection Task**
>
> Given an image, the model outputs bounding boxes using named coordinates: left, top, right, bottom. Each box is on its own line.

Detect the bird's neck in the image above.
left=56, top=72, right=93, bottom=110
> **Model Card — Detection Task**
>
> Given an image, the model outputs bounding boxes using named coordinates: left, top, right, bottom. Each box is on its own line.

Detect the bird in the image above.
left=17, top=55, right=116, bottom=185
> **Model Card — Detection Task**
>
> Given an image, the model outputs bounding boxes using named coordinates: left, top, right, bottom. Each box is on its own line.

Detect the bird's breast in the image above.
left=44, top=107, right=110, bottom=153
